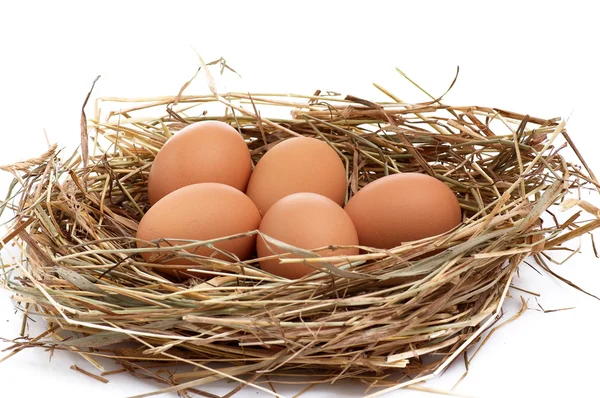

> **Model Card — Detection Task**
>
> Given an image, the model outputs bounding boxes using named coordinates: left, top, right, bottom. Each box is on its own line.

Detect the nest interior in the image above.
left=1, top=83, right=599, bottom=396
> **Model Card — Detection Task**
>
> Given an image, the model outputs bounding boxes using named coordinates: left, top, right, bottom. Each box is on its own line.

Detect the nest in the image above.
left=1, top=74, right=600, bottom=397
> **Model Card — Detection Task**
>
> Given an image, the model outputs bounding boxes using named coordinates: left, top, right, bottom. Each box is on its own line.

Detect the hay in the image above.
left=1, top=69, right=599, bottom=397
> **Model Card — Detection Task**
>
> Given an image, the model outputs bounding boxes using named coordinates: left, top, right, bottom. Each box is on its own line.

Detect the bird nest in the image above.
left=1, top=73, right=599, bottom=397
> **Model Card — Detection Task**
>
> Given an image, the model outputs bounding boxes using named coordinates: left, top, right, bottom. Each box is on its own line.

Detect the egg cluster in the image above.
left=137, top=121, right=462, bottom=280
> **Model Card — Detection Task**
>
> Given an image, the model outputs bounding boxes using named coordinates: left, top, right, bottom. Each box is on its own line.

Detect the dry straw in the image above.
left=1, top=64, right=599, bottom=397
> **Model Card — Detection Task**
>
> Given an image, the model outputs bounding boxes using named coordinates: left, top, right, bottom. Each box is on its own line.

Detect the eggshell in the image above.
left=246, top=137, right=347, bottom=215
left=137, top=183, right=261, bottom=278
left=148, top=121, right=252, bottom=205
left=344, top=173, right=462, bottom=249
left=257, top=193, right=359, bottom=279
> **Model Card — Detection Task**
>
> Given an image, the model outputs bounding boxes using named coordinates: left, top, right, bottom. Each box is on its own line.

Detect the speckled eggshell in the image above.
left=256, top=193, right=359, bottom=279
left=344, top=173, right=462, bottom=249
left=246, top=137, right=347, bottom=215
left=148, top=121, right=252, bottom=205
left=136, top=183, right=261, bottom=279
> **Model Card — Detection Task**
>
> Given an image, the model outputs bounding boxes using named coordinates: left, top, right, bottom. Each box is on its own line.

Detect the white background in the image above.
left=1, top=1, right=599, bottom=397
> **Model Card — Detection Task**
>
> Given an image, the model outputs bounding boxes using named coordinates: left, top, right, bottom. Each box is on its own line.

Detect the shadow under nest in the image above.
left=1, top=89, right=598, bottom=397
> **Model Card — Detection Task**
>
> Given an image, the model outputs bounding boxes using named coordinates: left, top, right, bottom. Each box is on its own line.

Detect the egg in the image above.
left=136, top=183, right=261, bottom=278
left=148, top=121, right=252, bottom=205
left=246, top=137, right=347, bottom=215
left=257, top=193, right=359, bottom=279
left=344, top=173, right=462, bottom=249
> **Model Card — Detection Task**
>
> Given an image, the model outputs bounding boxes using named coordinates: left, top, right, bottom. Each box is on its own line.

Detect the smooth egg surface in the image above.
left=344, top=173, right=462, bottom=249
left=246, top=137, right=347, bottom=215
left=148, top=121, right=252, bottom=205
left=257, top=192, right=359, bottom=279
left=137, top=183, right=261, bottom=277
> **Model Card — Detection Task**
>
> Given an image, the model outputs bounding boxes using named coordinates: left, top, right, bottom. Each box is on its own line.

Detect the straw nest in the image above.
left=1, top=70, right=599, bottom=397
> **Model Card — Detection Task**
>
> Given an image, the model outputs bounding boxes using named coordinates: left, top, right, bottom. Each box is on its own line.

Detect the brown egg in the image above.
left=257, top=193, right=359, bottom=279
left=148, top=121, right=251, bottom=205
left=137, top=183, right=261, bottom=279
left=246, top=137, right=347, bottom=215
left=344, top=173, right=462, bottom=249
